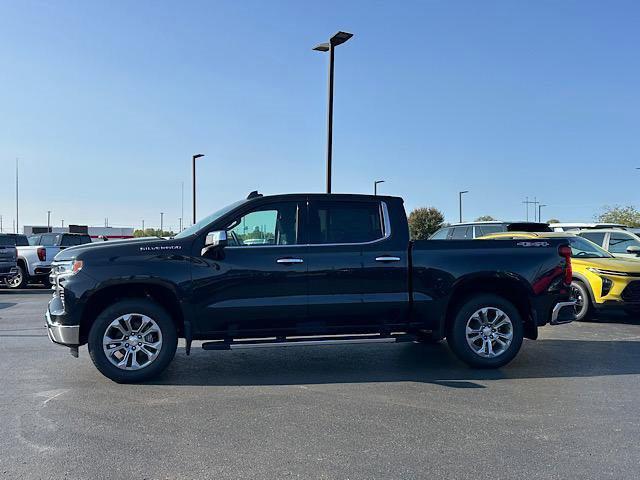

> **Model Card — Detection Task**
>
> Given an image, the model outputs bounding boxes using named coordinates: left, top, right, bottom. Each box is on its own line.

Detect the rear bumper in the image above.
left=550, top=301, right=576, bottom=325
left=0, top=266, right=18, bottom=279
left=46, top=306, right=79, bottom=346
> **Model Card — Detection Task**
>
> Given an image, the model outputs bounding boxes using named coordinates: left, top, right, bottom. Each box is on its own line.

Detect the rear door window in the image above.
left=61, top=235, right=92, bottom=246
left=608, top=232, right=640, bottom=254
left=309, top=201, right=383, bottom=244
left=579, top=232, right=606, bottom=247
left=475, top=225, right=504, bottom=237
left=429, top=228, right=450, bottom=240
left=40, top=234, right=56, bottom=246
left=451, top=226, right=471, bottom=239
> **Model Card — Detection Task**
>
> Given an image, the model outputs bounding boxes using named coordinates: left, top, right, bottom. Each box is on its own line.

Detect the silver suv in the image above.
left=577, top=229, right=640, bottom=259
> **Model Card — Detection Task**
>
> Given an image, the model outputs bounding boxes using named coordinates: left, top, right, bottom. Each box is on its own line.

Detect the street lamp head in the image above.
left=375, top=180, right=385, bottom=184
left=193, top=153, right=204, bottom=160
left=313, top=43, right=330, bottom=52
left=460, top=190, right=469, bottom=194
left=330, top=31, right=353, bottom=46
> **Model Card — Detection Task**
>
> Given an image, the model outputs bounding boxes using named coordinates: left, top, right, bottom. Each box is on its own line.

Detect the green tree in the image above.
left=597, top=206, right=640, bottom=227
left=475, top=215, right=496, bottom=221
left=546, top=218, right=561, bottom=224
left=408, top=207, right=445, bottom=240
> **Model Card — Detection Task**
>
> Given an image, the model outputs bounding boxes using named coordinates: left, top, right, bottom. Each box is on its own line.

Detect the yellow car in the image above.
left=479, top=232, right=640, bottom=321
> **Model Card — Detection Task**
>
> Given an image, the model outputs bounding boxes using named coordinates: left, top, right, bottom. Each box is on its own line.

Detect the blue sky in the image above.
left=1, top=0, right=639, bottom=231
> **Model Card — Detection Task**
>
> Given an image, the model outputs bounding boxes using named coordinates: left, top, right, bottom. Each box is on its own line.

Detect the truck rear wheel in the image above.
left=88, top=299, right=178, bottom=383
left=6, top=264, right=27, bottom=289
left=447, top=294, right=524, bottom=369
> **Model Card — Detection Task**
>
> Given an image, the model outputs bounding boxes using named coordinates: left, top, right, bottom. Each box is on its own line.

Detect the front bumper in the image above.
left=550, top=301, right=576, bottom=325
left=45, top=308, right=79, bottom=346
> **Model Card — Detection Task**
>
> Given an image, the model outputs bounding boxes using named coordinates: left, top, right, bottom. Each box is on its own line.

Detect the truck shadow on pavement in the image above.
left=148, top=337, right=640, bottom=388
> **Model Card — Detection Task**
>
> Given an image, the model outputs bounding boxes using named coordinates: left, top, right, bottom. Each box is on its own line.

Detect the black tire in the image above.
left=447, top=294, right=524, bottom=369
left=6, top=264, right=28, bottom=289
left=570, top=280, right=593, bottom=322
left=88, top=299, right=178, bottom=383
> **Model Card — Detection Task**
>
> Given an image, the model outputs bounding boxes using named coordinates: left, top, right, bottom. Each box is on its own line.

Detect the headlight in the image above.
left=587, top=267, right=629, bottom=277
left=55, top=260, right=84, bottom=275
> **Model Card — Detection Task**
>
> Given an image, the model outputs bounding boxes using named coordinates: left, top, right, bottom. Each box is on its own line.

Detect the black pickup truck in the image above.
left=46, top=193, right=575, bottom=382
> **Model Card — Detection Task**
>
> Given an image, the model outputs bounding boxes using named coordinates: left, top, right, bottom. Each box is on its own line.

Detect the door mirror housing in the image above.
left=626, top=245, right=640, bottom=255
left=202, top=230, right=227, bottom=256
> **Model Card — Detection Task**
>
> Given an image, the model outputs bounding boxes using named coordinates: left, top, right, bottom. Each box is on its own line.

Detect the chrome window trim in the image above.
left=225, top=201, right=391, bottom=249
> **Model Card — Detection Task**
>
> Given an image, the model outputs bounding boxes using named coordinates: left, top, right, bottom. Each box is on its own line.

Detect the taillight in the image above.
left=37, top=247, right=46, bottom=261
left=559, top=245, right=572, bottom=285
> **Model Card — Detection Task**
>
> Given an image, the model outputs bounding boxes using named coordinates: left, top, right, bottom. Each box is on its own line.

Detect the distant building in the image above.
left=23, top=225, right=134, bottom=241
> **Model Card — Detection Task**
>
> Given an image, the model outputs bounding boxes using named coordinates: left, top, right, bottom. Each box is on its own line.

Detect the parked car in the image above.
left=549, top=222, right=627, bottom=232
left=46, top=193, right=575, bottom=383
left=479, top=232, right=640, bottom=320
left=576, top=229, right=640, bottom=259
left=429, top=221, right=551, bottom=240
left=8, top=232, right=92, bottom=289
left=0, top=234, right=19, bottom=284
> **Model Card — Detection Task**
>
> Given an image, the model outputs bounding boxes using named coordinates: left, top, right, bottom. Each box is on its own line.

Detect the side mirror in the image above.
left=201, top=230, right=227, bottom=256
left=626, top=245, right=640, bottom=255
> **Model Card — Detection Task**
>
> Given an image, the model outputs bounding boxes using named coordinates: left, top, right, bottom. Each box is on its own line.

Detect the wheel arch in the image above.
left=79, top=282, right=185, bottom=344
left=444, top=274, right=537, bottom=340
left=570, top=272, right=597, bottom=305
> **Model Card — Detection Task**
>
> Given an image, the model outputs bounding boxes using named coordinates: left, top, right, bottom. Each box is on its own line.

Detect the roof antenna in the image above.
left=246, top=190, right=262, bottom=199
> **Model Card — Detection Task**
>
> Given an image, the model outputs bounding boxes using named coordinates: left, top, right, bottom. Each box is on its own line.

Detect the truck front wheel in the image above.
left=88, top=299, right=178, bottom=383
left=447, top=294, right=524, bottom=369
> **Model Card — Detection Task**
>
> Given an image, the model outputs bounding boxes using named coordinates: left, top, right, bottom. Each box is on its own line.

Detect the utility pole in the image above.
left=192, top=154, right=204, bottom=224
left=15, top=158, right=19, bottom=234
left=0, top=215, right=3, bottom=232
left=179, top=217, right=182, bottom=231
left=61, top=220, right=64, bottom=228
left=522, top=197, right=539, bottom=222
left=538, top=204, right=547, bottom=223
left=47, top=211, right=51, bottom=231
left=142, top=219, right=145, bottom=233
left=160, top=212, right=164, bottom=234
left=181, top=181, right=184, bottom=230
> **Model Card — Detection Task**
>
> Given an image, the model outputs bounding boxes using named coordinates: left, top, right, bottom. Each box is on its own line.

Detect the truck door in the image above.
left=191, top=199, right=308, bottom=336
left=305, top=198, right=409, bottom=333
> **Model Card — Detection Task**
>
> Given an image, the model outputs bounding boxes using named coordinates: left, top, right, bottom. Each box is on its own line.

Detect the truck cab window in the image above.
left=227, top=202, right=298, bottom=246
left=40, top=234, right=56, bottom=246
left=309, top=201, right=383, bottom=244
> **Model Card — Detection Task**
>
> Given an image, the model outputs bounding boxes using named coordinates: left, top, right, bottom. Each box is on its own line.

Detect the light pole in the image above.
left=313, top=31, right=354, bottom=194
left=15, top=158, right=19, bottom=234
left=374, top=180, right=385, bottom=196
left=160, top=212, right=164, bottom=234
left=459, top=191, right=469, bottom=223
left=61, top=220, right=64, bottom=228
left=142, top=219, right=145, bottom=234
left=538, top=204, right=547, bottom=223
left=47, top=210, right=51, bottom=231
left=192, top=154, right=204, bottom=224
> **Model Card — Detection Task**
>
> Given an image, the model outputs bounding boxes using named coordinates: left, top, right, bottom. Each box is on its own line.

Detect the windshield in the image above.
left=174, top=199, right=247, bottom=239
left=568, top=236, right=612, bottom=259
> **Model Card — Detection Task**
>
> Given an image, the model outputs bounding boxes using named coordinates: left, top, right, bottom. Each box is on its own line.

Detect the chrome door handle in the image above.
left=375, top=256, right=401, bottom=262
left=277, top=258, right=304, bottom=264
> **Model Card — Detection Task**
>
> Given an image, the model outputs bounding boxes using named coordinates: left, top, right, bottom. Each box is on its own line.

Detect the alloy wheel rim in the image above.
left=465, top=307, right=513, bottom=358
left=103, top=313, right=163, bottom=371
left=570, top=284, right=587, bottom=318
left=7, top=269, right=22, bottom=288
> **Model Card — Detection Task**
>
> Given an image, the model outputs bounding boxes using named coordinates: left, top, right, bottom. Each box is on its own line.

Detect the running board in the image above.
left=202, top=333, right=414, bottom=351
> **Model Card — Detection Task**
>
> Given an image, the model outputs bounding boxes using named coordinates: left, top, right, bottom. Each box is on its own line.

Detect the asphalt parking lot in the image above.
left=1, top=291, right=640, bottom=479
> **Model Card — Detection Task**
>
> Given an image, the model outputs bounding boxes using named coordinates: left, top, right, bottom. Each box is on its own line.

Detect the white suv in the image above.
left=577, top=229, right=640, bottom=259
